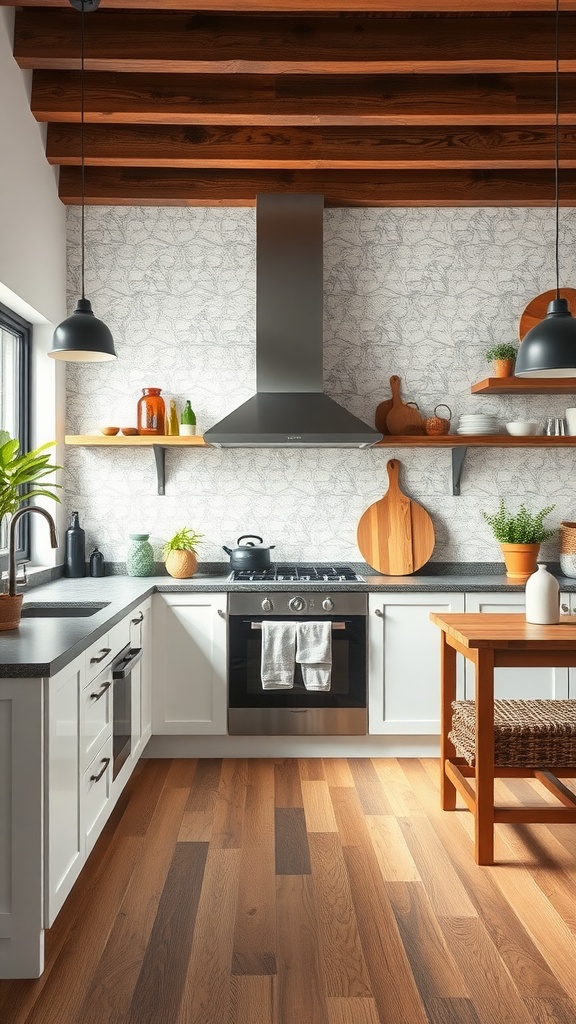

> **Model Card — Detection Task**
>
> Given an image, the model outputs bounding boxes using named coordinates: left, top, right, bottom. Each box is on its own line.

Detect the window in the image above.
left=0, top=302, right=31, bottom=568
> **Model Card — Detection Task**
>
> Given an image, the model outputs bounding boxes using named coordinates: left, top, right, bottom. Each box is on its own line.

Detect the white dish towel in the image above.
left=296, top=621, right=332, bottom=691
left=260, top=621, right=297, bottom=689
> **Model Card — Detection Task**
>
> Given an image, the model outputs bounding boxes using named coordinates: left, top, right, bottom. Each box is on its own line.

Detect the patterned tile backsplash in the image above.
left=65, top=205, right=576, bottom=566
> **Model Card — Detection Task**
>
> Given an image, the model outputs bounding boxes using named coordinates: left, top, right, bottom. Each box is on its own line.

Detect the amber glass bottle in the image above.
left=137, top=387, right=166, bottom=435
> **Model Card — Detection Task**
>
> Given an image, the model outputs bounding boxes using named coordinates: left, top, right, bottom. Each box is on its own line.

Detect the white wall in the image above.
left=0, top=9, right=67, bottom=564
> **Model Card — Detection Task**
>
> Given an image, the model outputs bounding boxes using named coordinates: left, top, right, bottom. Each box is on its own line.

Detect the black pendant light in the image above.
left=49, top=0, right=116, bottom=362
left=515, top=0, right=576, bottom=378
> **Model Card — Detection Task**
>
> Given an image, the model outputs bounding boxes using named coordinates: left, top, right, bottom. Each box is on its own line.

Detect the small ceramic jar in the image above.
left=126, top=533, right=155, bottom=577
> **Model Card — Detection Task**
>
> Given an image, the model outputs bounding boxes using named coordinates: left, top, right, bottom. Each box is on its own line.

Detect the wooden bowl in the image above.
left=101, top=426, right=119, bottom=436
left=120, top=427, right=139, bottom=436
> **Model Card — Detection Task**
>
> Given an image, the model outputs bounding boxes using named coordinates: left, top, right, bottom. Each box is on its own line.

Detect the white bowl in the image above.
left=506, top=421, right=541, bottom=436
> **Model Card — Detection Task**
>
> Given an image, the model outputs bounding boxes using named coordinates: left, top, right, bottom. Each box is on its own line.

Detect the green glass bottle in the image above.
left=181, top=400, right=196, bottom=436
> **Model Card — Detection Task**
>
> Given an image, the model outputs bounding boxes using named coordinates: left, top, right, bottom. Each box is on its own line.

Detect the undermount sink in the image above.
left=21, top=602, right=110, bottom=618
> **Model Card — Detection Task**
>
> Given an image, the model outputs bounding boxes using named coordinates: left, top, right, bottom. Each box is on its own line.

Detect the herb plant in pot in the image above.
left=162, top=527, right=203, bottom=579
left=0, top=431, right=61, bottom=628
left=481, top=499, right=556, bottom=582
left=485, top=342, right=518, bottom=378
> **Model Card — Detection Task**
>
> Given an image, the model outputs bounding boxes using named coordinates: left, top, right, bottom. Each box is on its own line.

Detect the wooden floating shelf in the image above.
left=64, top=434, right=209, bottom=447
left=471, top=377, right=576, bottom=395
left=375, top=435, right=576, bottom=447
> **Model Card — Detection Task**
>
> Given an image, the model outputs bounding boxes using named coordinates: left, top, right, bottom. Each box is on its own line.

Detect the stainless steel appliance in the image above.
left=110, top=644, right=142, bottom=778
left=229, top=564, right=365, bottom=583
left=227, top=586, right=367, bottom=736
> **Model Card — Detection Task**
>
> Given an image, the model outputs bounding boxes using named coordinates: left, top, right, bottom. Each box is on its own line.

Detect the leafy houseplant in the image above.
left=0, top=431, right=60, bottom=624
left=162, top=526, right=203, bottom=579
left=485, top=343, right=518, bottom=378
left=481, top=499, right=556, bottom=581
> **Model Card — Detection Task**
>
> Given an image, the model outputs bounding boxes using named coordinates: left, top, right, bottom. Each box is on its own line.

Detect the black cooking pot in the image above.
left=222, top=535, right=276, bottom=571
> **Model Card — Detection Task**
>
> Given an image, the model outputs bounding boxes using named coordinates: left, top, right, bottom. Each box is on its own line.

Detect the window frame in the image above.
left=0, top=301, right=32, bottom=573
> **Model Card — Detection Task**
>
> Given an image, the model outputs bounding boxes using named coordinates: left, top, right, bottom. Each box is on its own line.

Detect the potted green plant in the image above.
left=481, top=499, right=556, bottom=581
left=162, top=526, right=203, bottom=579
left=485, top=342, right=518, bottom=378
left=0, top=431, right=61, bottom=626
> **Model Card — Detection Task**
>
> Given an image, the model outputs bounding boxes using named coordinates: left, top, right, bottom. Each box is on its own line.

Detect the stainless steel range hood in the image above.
left=203, top=194, right=382, bottom=448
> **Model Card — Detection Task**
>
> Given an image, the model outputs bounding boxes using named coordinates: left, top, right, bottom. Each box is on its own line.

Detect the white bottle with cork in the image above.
left=525, top=564, right=560, bottom=624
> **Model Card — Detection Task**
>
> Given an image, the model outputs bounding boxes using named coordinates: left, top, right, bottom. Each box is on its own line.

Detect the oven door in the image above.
left=228, top=614, right=367, bottom=735
left=111, top=644, right=142, bottom=778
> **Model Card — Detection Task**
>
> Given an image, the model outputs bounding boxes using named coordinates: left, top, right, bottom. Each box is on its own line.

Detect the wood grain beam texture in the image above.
left=13, top=11, right=576, bottom=75
left=57, top=167, right=576, bottom=206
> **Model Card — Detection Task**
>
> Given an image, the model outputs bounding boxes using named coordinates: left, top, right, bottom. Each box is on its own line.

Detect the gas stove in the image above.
left=229, top=563, right=365, bottom=583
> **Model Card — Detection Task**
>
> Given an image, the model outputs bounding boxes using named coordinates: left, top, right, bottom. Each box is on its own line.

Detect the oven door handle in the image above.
left=250, top=621, right=347, bottom=630
left=112, top=646, right=143, bottom=679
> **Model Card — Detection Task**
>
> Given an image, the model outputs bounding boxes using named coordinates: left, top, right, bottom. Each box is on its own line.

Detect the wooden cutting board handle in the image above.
left=386, top=379, right=425, bottom=436
left=374, top=374, right=400, bottom=434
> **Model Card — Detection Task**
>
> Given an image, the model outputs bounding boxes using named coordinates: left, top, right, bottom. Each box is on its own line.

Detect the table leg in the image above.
left=440, top=632, right=457, bottom=810
left=475, top=648, right=495, bottom=865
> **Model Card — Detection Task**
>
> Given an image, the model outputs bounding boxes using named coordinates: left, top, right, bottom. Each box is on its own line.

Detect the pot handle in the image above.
left=236, top=534, right=263, bottom=546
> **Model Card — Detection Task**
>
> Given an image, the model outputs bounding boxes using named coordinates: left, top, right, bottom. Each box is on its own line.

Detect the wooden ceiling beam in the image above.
left=14, top=11, right=576, bottom=74
left=46, top=123, right=576, bottom=169
left=31, top=71, right=576, bottom=126
left=57, top=166, right=576, bottom=206
left=10, top=1, right=576, bottom=11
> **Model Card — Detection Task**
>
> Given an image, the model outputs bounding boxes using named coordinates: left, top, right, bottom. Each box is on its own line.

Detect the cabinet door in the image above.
left=564, top=593, right=576, bottom=698
left=45, top=657, right=83, bottom=927
left=81, top=664, right=112, bottom=771
left=152, top=594, right=227, bottom=734
left=129, top=598, right=152, bottom=754
left=369, top=592, right=465, bottom=735
left=82, top=736, right=113, bottom=856
left=464, top=592, right=569, bottom=699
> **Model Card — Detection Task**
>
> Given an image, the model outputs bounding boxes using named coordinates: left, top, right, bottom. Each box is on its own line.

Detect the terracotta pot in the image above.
left=165, top=549, right=198, bottom=579
left=493, top=358, right=514, bottom=378
left=500, top=542, right=540, bottom=582
left=0, top=593, right=23, bottom=631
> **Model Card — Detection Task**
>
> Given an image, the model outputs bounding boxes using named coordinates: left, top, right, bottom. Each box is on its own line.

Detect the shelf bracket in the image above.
left=451, top=446, right=467, bottom=496
left=152, top=445, right=165, bottom=495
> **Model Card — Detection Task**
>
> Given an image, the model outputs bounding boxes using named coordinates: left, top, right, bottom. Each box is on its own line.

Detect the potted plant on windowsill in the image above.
left=0, top=431, right=61, bottom=628
left=481, top=499, right=556, bottom=582
left=485, top=342, right=518, bottom=378
left=162, top=526, right=203, bottom=579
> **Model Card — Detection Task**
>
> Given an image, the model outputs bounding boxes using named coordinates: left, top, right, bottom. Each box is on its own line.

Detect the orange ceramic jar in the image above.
left=137, top=387, right=166, bottom=435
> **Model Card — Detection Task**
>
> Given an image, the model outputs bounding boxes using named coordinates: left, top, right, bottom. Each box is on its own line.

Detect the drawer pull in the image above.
left=562, top=604, right=570, bottom=613
left=374, top=608, right=383, bottom=617
left=90, top=647, right=111, bottom=665
left=131, top=611, right=144, bottom=625
left=90, top=757, right=110, bottom=783
left=90, top=680, right=111, bottom=701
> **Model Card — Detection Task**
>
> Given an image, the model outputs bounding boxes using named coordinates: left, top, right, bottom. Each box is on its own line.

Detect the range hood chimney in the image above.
left=203, top=194, right=382, bottom=448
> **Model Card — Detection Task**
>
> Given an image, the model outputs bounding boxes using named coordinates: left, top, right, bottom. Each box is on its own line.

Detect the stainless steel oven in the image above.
left=111, top=644, right=142, bottom=778
left=227, top=591, right=367, bottom=735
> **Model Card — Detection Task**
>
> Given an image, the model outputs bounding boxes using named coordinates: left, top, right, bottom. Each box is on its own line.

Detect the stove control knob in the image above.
left=322, top=597, right=334, bottom=612
left=261, top=598, right=273, bottom=612
left=288, top=596, right=306, bottom=613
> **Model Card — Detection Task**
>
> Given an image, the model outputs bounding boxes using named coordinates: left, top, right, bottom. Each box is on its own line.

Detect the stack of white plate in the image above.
left=456, top=414, right=500, bottom=435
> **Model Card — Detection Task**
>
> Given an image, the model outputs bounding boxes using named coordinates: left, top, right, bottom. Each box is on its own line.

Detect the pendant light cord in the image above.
left=555, top=0, right=560, bottom=300
left=80, top=0, right=86, bottom=300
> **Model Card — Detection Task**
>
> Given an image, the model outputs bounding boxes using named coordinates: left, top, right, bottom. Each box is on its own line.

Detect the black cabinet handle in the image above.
left=90, top=680, right=111, bottom=701
left=90, top=647, right=111, bottom=665
left=90, top=757, right=110, bottom=783
left=131, top=611, right=144, bottom=624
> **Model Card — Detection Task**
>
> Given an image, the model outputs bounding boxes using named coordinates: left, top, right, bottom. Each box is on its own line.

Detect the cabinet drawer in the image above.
left=85, top=633, right=112, bottom=683
left=81, top=666, right=112, bottom=768
left=83, top=736, right=113, bottom=852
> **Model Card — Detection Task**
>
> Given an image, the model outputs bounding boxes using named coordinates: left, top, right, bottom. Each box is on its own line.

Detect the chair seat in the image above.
left=450, top=699, right=576, bottom=768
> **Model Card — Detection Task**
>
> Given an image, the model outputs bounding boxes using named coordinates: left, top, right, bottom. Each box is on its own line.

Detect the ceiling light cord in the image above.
left=555, top=0, right=560, bottom=300
left=80, top=0, right=86, bottom=301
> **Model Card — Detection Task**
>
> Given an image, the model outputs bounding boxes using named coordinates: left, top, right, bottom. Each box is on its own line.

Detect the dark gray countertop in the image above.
left=3, top=562, right=576, bottom=677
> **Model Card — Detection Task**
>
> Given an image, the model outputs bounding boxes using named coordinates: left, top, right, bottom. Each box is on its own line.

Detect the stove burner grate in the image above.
left=230, top=564, right=364, bottom=583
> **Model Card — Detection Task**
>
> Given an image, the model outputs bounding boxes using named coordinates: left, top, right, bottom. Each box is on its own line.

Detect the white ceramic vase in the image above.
left=525, top=564, right=560, bottom=624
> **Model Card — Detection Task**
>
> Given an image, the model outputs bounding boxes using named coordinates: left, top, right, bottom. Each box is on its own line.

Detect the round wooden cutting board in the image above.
left=356, top=459, right=435, bottom=576
left=518, top=288, right=576, bottom=340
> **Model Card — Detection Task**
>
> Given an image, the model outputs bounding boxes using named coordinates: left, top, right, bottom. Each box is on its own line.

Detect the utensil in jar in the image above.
left=222, top=534, right=276, bottom=571
left=423, top=404, right=452, bottom=436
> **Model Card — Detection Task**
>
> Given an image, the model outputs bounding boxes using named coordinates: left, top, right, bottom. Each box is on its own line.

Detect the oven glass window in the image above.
left=228, top=615, right=366, bottom=709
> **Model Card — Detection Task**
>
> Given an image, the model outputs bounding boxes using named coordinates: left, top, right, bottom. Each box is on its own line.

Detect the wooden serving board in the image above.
left=518, top=288, right=576, bottom=340
left=374, top=374, right=400, bottom=434
left=384, top=376, right=425, bottom=435
left=356, top=459, right=435, bottom=576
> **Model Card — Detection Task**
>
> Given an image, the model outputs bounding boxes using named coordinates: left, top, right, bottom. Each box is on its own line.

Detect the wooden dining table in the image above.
left=430, top=612, right=576, bottom=865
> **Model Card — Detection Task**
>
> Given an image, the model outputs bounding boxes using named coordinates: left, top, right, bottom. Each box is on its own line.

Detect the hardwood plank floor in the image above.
left=2, top=757, right=576, bottom=1024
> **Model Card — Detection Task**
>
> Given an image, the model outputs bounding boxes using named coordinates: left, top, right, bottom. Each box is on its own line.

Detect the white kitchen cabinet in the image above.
left=463, top=592, right=569, bottom=699
left=129, top=598, right=152, bottom=756
left=82, top=735, right=113, bottom=855
left=368, top=591, right=465, bottom=735
left=45, top=655, right=83, bottom=927
left=81, top=662, right=112, bottom=771
left=562, top=592, right=576, bottom=698
left=152, top=593, right=227, bottom=735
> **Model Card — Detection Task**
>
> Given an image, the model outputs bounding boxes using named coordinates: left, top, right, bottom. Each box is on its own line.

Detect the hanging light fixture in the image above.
left=49, top=0, right=116, bottom=362
left=515, top=0, right=576, bottom=377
